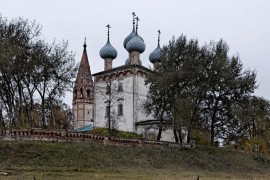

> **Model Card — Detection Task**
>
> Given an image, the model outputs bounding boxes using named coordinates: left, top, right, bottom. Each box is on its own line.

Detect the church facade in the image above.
left=72, top=14, right=186, bottom=142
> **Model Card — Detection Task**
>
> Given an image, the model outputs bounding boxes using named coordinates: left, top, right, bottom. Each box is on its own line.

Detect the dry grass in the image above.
left=0, top=140, right=270, bottom=179
left=1, top=168, right=270, bottom=180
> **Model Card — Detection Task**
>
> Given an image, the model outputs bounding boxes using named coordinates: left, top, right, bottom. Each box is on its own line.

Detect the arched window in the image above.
left=80, top=88, right=83, bottom=98
left=118, top=83, right=123, bottom=92
left=87, top=89, right=90, bottom=97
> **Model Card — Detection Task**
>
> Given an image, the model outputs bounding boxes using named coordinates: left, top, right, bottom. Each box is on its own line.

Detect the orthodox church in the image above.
left=72, top=13, right=186, bottom=142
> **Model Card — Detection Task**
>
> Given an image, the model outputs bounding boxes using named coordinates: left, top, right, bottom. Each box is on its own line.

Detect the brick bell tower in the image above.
left=72, top=39, right=94, bottom=129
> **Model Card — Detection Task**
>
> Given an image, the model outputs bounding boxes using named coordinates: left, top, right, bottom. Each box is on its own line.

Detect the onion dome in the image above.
left=149, top=30, right=162, bottom=63
left=100, top=41, right=117, bottom=59
left=149, top=46, right=162, bottom=63
left=124, top=30, right=136, bottom=49
left=99, top=24, right=117, bottom=59
left=124, top=30, right=145, bottom=49
left=126, top=34, right=146, bottom=53
left=126, top=16, right=146, bottom=53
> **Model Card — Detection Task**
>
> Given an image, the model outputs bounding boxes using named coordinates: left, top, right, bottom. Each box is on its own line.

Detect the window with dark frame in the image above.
left=118, top=104, right=123, bottom=116
left=105, top=106, right=110, bottom=117
left=106, top=84, right=110, bottom=94
left=80, top=88, right=83, bottom=98
left=86, top=89, right=90, bottom=97
left=118, top=83, right=123, bottom=92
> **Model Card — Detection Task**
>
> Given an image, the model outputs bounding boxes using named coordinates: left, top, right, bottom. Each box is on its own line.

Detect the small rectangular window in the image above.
left=105, top=106, right=110, bottom=117
left=118, top=83, right=123, bottom=92
left=106, top=85, right=111, bottom=94
left=118, top=104, right=123, bottom=116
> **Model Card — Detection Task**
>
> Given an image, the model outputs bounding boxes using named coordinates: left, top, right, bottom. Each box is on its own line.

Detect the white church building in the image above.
left=72, top=14, right=187, bottom=142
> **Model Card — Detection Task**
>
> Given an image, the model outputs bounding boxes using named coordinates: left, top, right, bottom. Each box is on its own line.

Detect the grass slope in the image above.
left=0, top=140, right=270, bottom=179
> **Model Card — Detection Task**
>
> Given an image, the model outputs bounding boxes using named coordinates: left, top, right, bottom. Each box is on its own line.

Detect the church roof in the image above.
left=99, top=24, right=117, bottom=59
left=74, top=40, right=93, bottom=87
left=126, top=34, right=146, bottom=53
left=73, top=124, right=94, bottom=132
left=99, top=41, right=117, bottom=59
left=123, top=30, right=136, bottom=49
left=135, top=119, right=173, bottom=126
left=149, top=30, right=162, bottom=63
left=149, top=45, right=162, bottom=63
left=92, top=64, right=152, bottom=76
left=80, top=42, right=90, bottom=70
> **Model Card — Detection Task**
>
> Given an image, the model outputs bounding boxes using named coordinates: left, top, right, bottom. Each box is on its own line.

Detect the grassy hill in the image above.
left=0, top=140, right=270, bottom=179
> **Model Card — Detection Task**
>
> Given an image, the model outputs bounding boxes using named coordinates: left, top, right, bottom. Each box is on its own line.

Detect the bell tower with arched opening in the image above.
left=72, top=39, right=94, bottom=128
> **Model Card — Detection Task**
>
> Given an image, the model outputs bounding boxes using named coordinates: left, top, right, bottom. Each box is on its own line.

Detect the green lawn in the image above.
left=0, top=140, right=270, bottom=179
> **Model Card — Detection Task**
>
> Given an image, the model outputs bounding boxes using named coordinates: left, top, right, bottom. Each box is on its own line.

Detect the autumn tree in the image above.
left=145, top=35, right=257, bottom=145
left=32, top=40, right=76, bottom=128
left=144, top=71, right=172, bottom=141
left=234, top=96, right=270, bottom=139
left=0, top=15, right=76, bottom=128
left=145, top=35, right=207, bottom=142
left=200, top=40, right=257, bottom=145
left=0, top=16, right=41, bottom=127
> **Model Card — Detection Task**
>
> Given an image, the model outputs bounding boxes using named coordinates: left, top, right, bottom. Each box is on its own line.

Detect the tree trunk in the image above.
left=247, top=122, right=252, bottom=138
left=178, top=128, right=182, bottom=143
left=173, top=109, right=179, bottom=142
left=157, top=123, right=162, bottom=141
left=41, top=96, right=46, bottom=129
left=210, top=98, right=219, bottom=146
left=210, top=118, right=215, bottom=146
left=187, top=126, right=191, bottom=143
left=252, top=117, right=256, bottom=137
left=173, top=128, right=179, bottom=143
left=210, top=108, right=218, bottom=146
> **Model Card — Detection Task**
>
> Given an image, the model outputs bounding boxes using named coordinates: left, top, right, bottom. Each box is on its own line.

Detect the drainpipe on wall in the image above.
left=93, top=77, right=96, bottom=128
left=133, top=66, right=135, bottom=132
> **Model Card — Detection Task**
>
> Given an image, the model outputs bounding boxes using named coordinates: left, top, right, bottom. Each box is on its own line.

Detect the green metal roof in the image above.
left=74, top=124, right=94, bottom=132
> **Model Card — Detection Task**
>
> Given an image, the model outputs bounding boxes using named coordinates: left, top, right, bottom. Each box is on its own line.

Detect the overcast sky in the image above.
left=1, top=0, right=270, bottom=106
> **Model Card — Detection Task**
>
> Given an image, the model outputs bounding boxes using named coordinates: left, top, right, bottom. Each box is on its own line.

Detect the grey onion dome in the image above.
left=126, top=34, right=146, bottom=53
left=149, top=45, right=162, bottom=63
left=123, top=30, right=136, bottom=49
left=124, top=31, right=145, bottom=50
left=99, top=40, right=117, bottom=59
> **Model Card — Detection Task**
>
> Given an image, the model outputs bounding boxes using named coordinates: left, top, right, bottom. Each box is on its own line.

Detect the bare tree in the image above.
left=95, top=79, right=124, bottom=136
